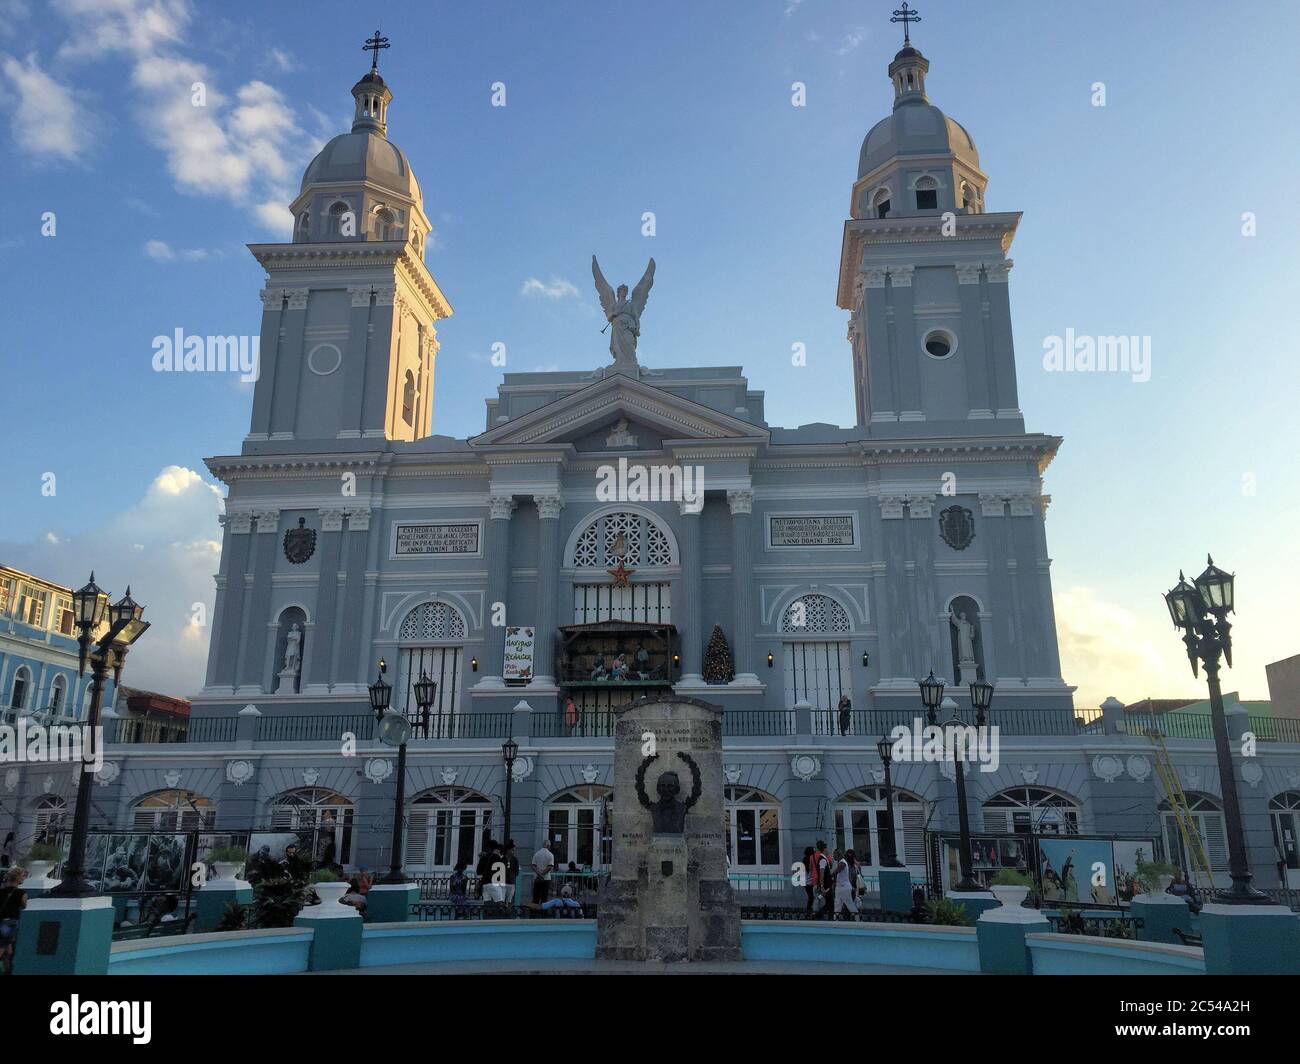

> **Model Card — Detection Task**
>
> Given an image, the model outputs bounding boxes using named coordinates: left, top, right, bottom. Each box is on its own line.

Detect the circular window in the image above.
left=307, top=343, right=342, bottom=376
left=923, top=329, right=957, bottom=359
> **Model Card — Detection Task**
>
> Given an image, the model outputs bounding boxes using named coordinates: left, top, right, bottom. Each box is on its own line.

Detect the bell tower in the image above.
left=245, top=38, right=451, bottom=446
left=838, top=18, right=1022, bottom=438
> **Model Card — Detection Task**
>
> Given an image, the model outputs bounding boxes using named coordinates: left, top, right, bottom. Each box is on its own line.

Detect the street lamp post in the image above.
left=53, top=574, right=150, bottom=898
left=876, top=735, right=903, bottom=868
left=501, top=737, right=519, bottom=846
left=372, top=668, right=426, bottom=886
left=1163, top=557, right=1269, bottom=904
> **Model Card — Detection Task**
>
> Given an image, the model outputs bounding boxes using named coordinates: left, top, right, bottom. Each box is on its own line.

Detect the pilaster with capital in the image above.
left=269, top=292, right=309, bottom=438
left=210, top=512, right=254, bottom=690
left=982, top=261, right=1021, bottom=415
left=235, top=509, right=280, bottom=694
left=303, top=509, right=347, bottom=693
left=361, top=288, right=399, bottom=436
left=479, top=495, right=517, bottom=686
left=250, top=291, right=286, bottom=438
left=956, top=264, right=994, bottom=415
left=888, top=267, right=923, bottom=416
left=677, top=499, right=705, bottom=685
left=727, top=489, right=759, bottom=682
left=339, top=287, right=375, bottom=437
left=532, top=494, right=563, bottom=684
left=331, top=507, right=375, bottom=691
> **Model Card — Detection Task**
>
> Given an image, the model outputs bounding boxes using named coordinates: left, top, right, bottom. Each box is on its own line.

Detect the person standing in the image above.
left=476, top=838, right=505, bottom=902
left=502, top=840, right=519, bottom=905
left=813, top=840, right=833, bottom=918
left=834, top=850, right=861, bottom=921
left=802, top=846, right=818, bottom=915
left=0, top=832, right=14, bottom=871
left=837, top=695, right=852, bottom=736
left=0, top=867, right=28, bottom=974
left=531, top=838, right=555, bottom=904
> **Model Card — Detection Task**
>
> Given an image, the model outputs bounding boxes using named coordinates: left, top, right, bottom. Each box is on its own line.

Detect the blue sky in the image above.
left=2, top=0, right=1298, bottom=705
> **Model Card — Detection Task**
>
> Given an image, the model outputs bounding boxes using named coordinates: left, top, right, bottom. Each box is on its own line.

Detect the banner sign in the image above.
left=503, top=626, right=536, bottom=681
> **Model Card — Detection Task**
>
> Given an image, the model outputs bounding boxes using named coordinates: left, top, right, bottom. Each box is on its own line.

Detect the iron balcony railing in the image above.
left=723, top=709, right=797, bottom=737
left=103, top=715, right=237, bottom=744
left=256, top=713, right=376, bottom=742
left=533, top=710, right=617, bottom=738
left=812, top=707, right=1102, bottom=737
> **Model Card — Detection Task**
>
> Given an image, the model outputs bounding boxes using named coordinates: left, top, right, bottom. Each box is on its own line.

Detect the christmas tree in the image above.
left=702, top=625, right=734, bottom=684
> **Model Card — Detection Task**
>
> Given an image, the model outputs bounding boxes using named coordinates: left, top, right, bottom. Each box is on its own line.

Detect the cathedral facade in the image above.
left=14, top=40, right=1297, bottom=898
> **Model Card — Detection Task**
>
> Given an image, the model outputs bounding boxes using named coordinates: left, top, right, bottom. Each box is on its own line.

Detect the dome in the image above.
left=299, top=131, right=421, bottom=201
left=858, top=104, right=978, bottom=179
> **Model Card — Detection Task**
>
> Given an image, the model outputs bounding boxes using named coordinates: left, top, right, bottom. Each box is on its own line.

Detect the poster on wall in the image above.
left=1111, top=838, right=1160, bottom=904
left=503, top=626, right=536, bottom=681
left=143, top=833, right=188, bottom=892
left=1036, top=836, right=1118, bottom=906
left=100, top=834, right=150, bottom=893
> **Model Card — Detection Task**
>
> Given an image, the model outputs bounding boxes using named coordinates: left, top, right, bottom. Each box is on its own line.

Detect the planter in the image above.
left=1156, top=874, right=1174, bottom=893
left=990, top=885, right=1030, bottom=908
left=210, top=862, right=246, bottom=883
left=312, top=881, right=350, bottom=908
left=25, top=861, right=55, bottom=881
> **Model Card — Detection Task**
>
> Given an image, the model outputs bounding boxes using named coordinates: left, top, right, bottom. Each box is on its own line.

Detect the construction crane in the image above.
left=1145, top=727, right=1214, bottom=893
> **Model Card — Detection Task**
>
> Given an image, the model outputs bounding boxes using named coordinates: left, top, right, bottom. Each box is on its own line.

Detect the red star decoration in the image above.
left=607, top=558, right=636, bottom=588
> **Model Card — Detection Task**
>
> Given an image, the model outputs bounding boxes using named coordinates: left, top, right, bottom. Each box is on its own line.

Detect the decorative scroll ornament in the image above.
left=284, top=516, right=317, bottom=564
left=163, top=770, right=182, bottom=788
left=94, top=762, right=120, bottom=787
left=365, top=758, right=394, bottom=784
left=1092, top=754, right=1124, bottom=783
left=938, top=505, right=976, bottom=551
left=512, top=756, right=535, bottom=783
left=302, top=767, right=320, bottom=787
left=1241, top=760, right=1264, bottom=789
left=226, top=760, right=255, bottom=786
left=725, top=765, right=743, bottom=785
left=581, top=764, right=599, bottom=784
left=439, top=766, right=459, bottom=786
left=790, top=754, right=821, bottom=782
left=1019, top=766, right=1039, bottom=784
left=1126, top=755, right=1152, bottom=783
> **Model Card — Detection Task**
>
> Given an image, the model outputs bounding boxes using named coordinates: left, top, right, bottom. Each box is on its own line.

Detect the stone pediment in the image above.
left=469, top=374, right=767, bottom=450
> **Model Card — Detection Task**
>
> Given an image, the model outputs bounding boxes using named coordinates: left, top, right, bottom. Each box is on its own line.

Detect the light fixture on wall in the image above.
left=378, top=656, right=387, bottom=674
left=862, top=651, right=870, bottom=668
left=766, top=652, right=774, bottom=668
left=470, top=657, right=479, bottom=672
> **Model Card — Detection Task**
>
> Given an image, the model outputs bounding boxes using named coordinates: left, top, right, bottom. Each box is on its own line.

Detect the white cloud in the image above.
left=40, top=0, right=316, bottom=234
left=0, top=464, right=224, bottom=699
left=144, top=238, right=210, bottom=261
left=1053, top=585, right=1195, bottom=708
left=0, top=52, right=96, bottom=162
left=836, top=31, right=867, bottom=55
left=521, top=277, right=580, bottom=300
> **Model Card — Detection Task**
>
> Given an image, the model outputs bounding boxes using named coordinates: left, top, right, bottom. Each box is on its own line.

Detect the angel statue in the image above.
left=592, top=255, right=656, bottom=374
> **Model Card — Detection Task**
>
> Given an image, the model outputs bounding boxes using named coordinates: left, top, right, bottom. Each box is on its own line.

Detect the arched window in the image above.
left=571, top=511, right=673, bottom=568
left=983, top=786, right=1080, bottom=835
left=9, top=665, right=31, bottom=712
left=780, top=594, right=851, bottom=634
left=49, top=674, right=67, bottom=715
left=405, top=787, right=492, bottom=872
left=546, top=785, right=612, bottom=869
left=914, top=175, right=939, bottom=211
left=724, top=786, right=782, bottom=872
left=1269, top=792, right=1300, bottom=874
left=834, top=786, right=927, bottom=870
left=402, top=370, right=416, bottom=426
left=132, top=790, right=215, bottom=831
left=395, top=602, right=466, bottom=735
left=33, top=795, right=67, bottom=843
left=373, top=206, right=398, bottom=240
left=1159, top=793, right=1228, bottom=873
left=328, top=200, right=351, bottom=236
left=296, top=211, right=310, bottom=239
left=780, top=594, right=852, bottom=714
left=270, top=788, right=354, bottom=865
left=960, top=181, right=981, bottom=214
left=872, top=188, right=891, bottom=219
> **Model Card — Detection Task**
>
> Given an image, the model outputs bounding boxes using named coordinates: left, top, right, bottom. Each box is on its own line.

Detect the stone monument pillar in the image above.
left=596, top=695, right=742, bottom=963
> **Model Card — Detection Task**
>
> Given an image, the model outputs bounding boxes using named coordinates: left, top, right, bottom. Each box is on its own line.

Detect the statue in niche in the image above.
left=282, top=622, right=303, bottom=674
left=635, top=752, right=702, bottom=835
left=948, top=606, right=979, bottom=683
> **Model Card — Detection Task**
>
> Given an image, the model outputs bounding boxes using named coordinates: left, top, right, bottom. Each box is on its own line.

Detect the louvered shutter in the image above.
left=1201, top=812, right=1229, bottom=870
left=405, top=811, right=430, bottom=869
left=982, top=808, right=1011, bottom=835
left=901, top=806, right=927, bottom=864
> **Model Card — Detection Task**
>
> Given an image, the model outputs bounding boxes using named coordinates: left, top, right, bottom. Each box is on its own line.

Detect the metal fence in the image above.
left=724, top=710, right=796, bottom=737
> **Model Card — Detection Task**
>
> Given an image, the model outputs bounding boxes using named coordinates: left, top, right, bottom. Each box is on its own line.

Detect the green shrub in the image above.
left=22, top=842, right=62, bottom=863
left=1135, top=860, right=1178, bottom=893
left=208, top=845, right=248, bottom=864
left=216, top=902, right=248, bottom=932
left=1102, top=918, right=1133, bottom=939
left=250, top=876, right=305, bottom=928
left=924, top=897, right=972, bottom=927
left=990, top=868, right=1032, bottom=887
left=309, top=868, right=342, bottom=884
